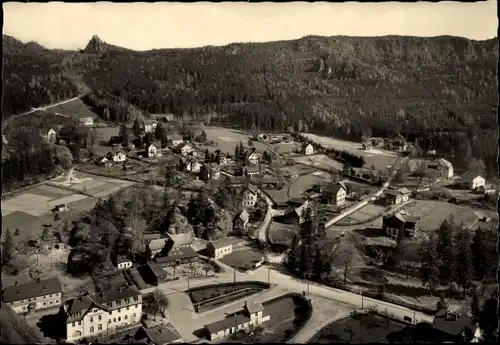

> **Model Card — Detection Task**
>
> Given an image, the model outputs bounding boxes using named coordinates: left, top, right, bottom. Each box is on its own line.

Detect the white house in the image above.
left=177, top=143, right=194, bottom=156
left=147, top=144, right=158, bottom=158
left=302, top=143, right=314, bottom=155
left=170, top=135, right=184, bottom=146
left=461, top=173, right=486, bottom=191
left=113, top=151, right=127, bottom=162
left=242, top=186, right=258, bottom=208
left=61, top=287, right=143, bottom=342
left=204, top=301, right=270, bottom=341
left=2, top=277, right=62, bottom=314
left=79, top=117, right=94, bottom=127
left=248, top=152, right=261, bottom=165
left=47, top=128, right=57, bottom=143
left=115, top=256, right=133, bottom=270
left=326, top=183, right=347, bottom=206
left=144, top=122, right=157, bottom=133
left=186, top=160, right=201, bottom=173
left=428, top=158, right=454, bottom=179
left=206, top=238, right=235, bottom=259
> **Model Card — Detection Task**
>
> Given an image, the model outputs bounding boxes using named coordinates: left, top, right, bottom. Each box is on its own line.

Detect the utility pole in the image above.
left=361, top=287, right=364, bottom=310
left=267, top=268, right=271, bottom=284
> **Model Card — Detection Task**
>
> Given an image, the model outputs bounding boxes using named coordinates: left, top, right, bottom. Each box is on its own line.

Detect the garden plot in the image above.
left=2, top=193, right=53, bottom=217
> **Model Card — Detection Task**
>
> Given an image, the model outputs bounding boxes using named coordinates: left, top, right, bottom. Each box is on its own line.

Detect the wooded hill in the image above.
left=3, top=34, right=498, bottom=176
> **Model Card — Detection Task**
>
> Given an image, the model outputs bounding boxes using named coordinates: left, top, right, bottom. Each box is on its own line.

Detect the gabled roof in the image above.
left=154, top=247, right=198, bottom=264
left=204, top=314, right=251, bottom=334
left=436, top=158, right=453, bottom=170
left=244, top=185, right=258, bottom=195
left=148, top=239, right=168, bottom=251
left=245, top=301, right=264, bottom=314
left=145, top=262, right=168, bottom=278
left=208, top=237, right=243, bottom=249
left=387, top=212, right=418, bottom=224
left=237, top=209, right=250, bottom=222
left=302, top=142, right=313, bottom=149
left=2, top=273, right=30, bottom=288
left=325, top=183, right=346, bottom=195
left=461, top=172, right=484, bottom=182
left=2, top=277, right=62, bottom=303
left=140, top=325, right=182, bottom=345
left=177, top=142, right=192, bottom=150
left=166, top=232, right=193, bottom=247
left=432, top=312, right=477, bottom=337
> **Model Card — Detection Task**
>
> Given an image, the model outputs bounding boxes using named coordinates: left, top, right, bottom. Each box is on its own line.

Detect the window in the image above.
left=77, top=321, right=81, bottom=326
left=108, top=320, right=111, bottom=324
left=49, top=294, right=52, bottom=297
left=133, top=296, right=139, bottom=302
left=135, top=305, right=138, bottom=309
left=98, top=324, right=102, bottom=331
left=125, top=315, right=128, bottom=320
left=133, top=313, right=136, bottom=318
left=72, top=322, right=75, bottom=327
left=126, top=307, right=129, bottom=311
left=90, top=326, right=94, bottom=333
left=125, top=298, right=130, bottom=303
left=98, top=315, right=102, bottom=321
left=113, top=318, right=116, bottom=323
left=43, top=302, right=47, bottom=306
left=49, top=301, right=53, bottom=305
left=118, top=317, right=121, bottom=322
left=109, top=311, right=112, bottom=315
left=118, top=308, right=121, bottom=313
left=43, top=296, right=46, bottom=299
left=55, top=300, right=59, bottom=304
left=90, top=317, right=93, bottom=322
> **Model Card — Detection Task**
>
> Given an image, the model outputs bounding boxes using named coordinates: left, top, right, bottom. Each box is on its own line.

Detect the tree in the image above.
left=119, top=124, right=131, bottom=144
left=41, top=226, right=50, bottom=242
left=143, top=289, right=169, bottom=320
left=435, top=219, right=457, bottom=286
left=334, top=242, right=356, bottom=284
left=155, top=123, right=168, bottom=147
left=54, top=145, right=74, bottom=169
left=395, top=240, right=419, bottom=278
left=454, top=227, right=474, bottom=298
left=344, top=326, right=356, bottom=342
left=467, top=157, right=486, bottom=175
left=420, top=234, right=441, bottom=294
left=204, top=149, right=211, bottom=163
left=132, top=115, right=144, bottom=138
left=471, top=228, right=496, bottom=294
left=478, top=297, right=498, bottom=341
left=2, top=228, right=15, bottom=265
left=470, top=289, right=481, bottom=319
left=436, top=293, right=448, bottom=312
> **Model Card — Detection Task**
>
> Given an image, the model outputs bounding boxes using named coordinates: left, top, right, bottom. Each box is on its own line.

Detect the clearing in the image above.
left=288, top=172, right=331, bottom=199
left=291, top=154, right=345, bottom=172
left=203, top=127, right=269, bottom=154
left=310, top=312, right=411, bottom=343
left=303, top=133, right=399, bottom=171
left=335, top=203, right=388, bottom=226
left=49, top=98, right=100, bottom=120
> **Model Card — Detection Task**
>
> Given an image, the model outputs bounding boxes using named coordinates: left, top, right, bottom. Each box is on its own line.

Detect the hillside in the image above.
left=0, top=302, right=46, bottom=343
left=2, top=34, right=498, bottom=176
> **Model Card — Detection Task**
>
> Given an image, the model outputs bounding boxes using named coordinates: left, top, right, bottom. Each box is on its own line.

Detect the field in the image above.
left=261, top=183, right=290, bottom=206
left=303, top=133, right=399, bottom=171
left=203, top=127, right=269, bottom=154
left=219, top=248, right=266, bottom=271
left=268, top=222, right=297, bottom=247
left=49, top=98, right=100, bottom=119
left=272, top=142, right=301, bottom=154
left=288, top=172, right=331, bottom=199
left=1, top=171, right=135, bottom=242
left=401, top=200, right=479, bottom=231
left=310, top=313, right=411, bottom=343
left=291, top=154, right=345, bottom=171
left=335, top=203, right=388, bottom=226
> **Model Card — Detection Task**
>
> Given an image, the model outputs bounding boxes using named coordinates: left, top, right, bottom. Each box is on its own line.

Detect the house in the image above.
left=144, top=121, right=157, bottom=134
left=206, top=164, right=221, bottom=180
left=477, top=184, right=496, bottom=195
left=282, top=200, right=311, bottom=225
left=162, top=232, right=194, bottom=255
left=383, top=212, right=419, bottom=239
left=147, top=144, right=158, bottom=158
left=170, top=135, right=184, bottom=146
left=206, top=238, right=237, bottom=259
left=100, top=157, right=113, bottom=167
left=214, top=151, right=228, bottom=165
left=2, top=277, right=62, bottom=314
left=1, top=273, right=30, bottom=288
left=324, top=183, right=347, bottom=206
left=79, top=117, right=94, bottom=126
left=61, top=287, right=142, bottom=342
left=428, top=158, right=454, bottom=179
left=179, top=157, right=201, bottom=173
left=301, top=143, right=314, bottom=155
left=154, top=247, right=198, bottom=267
left=385, top=187, right=411, bottom=206
left=43, top=128, right=57, bottom=143
left=431, top=310, right=481, bottom=342
left=362, top=143, right=372, bottom=150
left=133, top=325, right=183, bottom=345
left=461, top=173, right=486, bottom=191
left=107, top=151, right=127, bottom=163
left=141, top=262, right=168, bottom=286
left=147, top=239, right=168, bottom=258
left=233, top=210, right=250, bottom=231
left=227, top=176, right=248, bottom=187
left=204, top=301, right=270, bottom=341
left=176, top=143, right=194, bottom=156
left=242, top=185, right=258, bottom=208
left=53, top=204, right=68, bottom=212
left=245, top=166, right=261, bottom=178
left=115, top=256, right=133, bottom=270
left=248, top=151, right=261, bottom=165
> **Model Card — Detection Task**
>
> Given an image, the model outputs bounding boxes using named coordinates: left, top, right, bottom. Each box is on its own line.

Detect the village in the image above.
left=2, top=107, right=498, bottom=344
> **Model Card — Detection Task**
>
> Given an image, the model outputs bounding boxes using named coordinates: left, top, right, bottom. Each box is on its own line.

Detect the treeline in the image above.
left=292, top=133, right=365, bottom=168
left=2, top=36, right=80, bottom=117
left=81, top=91, right=136, bottom=123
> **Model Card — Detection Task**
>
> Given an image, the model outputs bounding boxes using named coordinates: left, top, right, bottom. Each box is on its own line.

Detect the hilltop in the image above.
left=2, top=34, right=498, bottom=176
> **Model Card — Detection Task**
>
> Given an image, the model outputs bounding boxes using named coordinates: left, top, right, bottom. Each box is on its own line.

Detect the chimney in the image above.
left=36, top=277, right=41, bottom=283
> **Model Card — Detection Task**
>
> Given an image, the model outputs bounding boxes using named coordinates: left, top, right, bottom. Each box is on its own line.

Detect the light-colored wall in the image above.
left=8, top=292, right=62, bottom=314
left=66, top=301, right=142, bottom=342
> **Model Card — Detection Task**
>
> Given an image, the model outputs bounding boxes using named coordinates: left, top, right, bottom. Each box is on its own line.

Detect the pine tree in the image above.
left=205, top=149, right=211, bottom=163
left=470, top=289, right=481, bottom=319
left=132, top=115, right=144, bottom=138
left=454, top=227, right=474, bottom=298
left=420, top=234, right=441, bottom=294
left=471, top=228, right=494, bottom=292
left=2, top=228, right=15, bottom=265
left=288, top=235, right=300, bottom=272
left=435, top=219, right=458, bottom=286
left=119, top=124, right=130, bottom=144
left=298, top=206, right=316, bottom=277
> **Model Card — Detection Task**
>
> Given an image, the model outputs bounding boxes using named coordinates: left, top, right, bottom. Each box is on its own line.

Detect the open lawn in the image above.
left=303, top=133, right=399, bottom=171
left=262, top=184, right=291, bottom=206
left=95, top=126, right=120, bottom=142
left=291, top=154, right=345, bottom=172
left=310, top=313, right=410, bottom=343
left=268, top=221, right=297, bottom=247
left=288, top=172, right=331, bottom=199
left=336, top=203, right=388, bottom=226
left=188, top=282, right=269, bottom=308
left=401, top=200, right=479, bottom=231
left=219, top=248, right=265, bottom=271
left=49, top=98, right=100, bottom=119
left=272, top=142, right=301, bottom=154
left=204, top=127, right=269, bottom=155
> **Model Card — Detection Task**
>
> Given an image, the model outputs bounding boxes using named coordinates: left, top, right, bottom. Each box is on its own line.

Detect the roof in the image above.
left=472, top=210, right=491, bottom=220
left=204, top=314, right=251, bottom=334
left=170, top=134, right=183, bottom=140
left=432, top=312, right=477, bottom=337
left=145, top=262, right=168, bottom=278
left=154, top=246, right=198, bottom=264
left=436, top=158, right=453, bottom=170
left=177, top=142, right=192, bottom=150
left=208, top=237, right=242, bottom=249
left=64, top=287, right=141, bottom=323
left=325, top=183, right=346, bottom=195
left=246, top=165, right=260, bottom=173
left=386, top=212, right=418, bottom=224
left=228, top=176, right=248, bottom=185
left=238, top=209, right=250, bottom=222
left=143, top=233, right=162, bottom=241
left=287, top=198, right=307, bottom=206
left=142, top=325, right=182, bottom=345
left=116, top=256, right=131, bottom=264
left=302, top=143, right=313, bottom=149
left=149, top=239, right=168, bottom=251
left=166, top=232, right=193, bottom=247
left=245, top=301, right=264, bottom=314
left=1, top=274, right=30, bottom=288
left=2, top=277, right=62, bottom=303
left=399, top=187, right=411, bottom=195
left=461, top=172, right=484, bottom=182
left=244, top=185, right=258, bottom=195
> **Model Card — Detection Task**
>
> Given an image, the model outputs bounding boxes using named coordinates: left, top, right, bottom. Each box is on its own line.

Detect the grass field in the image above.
left=219, top=248, right=265, bottom=271
left=291, top=154, right=345, bottom=171
left=336, top=203, right=387, bottom=226
left=311, top=313, right=410, bottom=343
left=262, top=184, right=291, bottom=206
left=95, top=126, right=120, bottom=142
left=49, top=98, right=100, bottom=119
left=401, top=200, right=479, bottom=231
left=204, top=127, right=269, bottom=154
left=272, top=142, right=301, bottom=154
left=303, top=133, right=399, bottom=171
left=288, top=172, right=331, bottom=199
left=268, top=222, right=297, bottom=246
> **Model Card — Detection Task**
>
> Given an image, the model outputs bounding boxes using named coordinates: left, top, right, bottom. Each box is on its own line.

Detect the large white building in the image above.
left=242, top=186, right=258, bottom=208
left=61, top=287, right=143, bottom=342
left=2, top=277, right=62, bottom=314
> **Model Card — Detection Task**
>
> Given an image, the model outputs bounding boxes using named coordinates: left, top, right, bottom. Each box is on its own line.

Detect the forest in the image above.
left=3, top=34, right=498, bottom=177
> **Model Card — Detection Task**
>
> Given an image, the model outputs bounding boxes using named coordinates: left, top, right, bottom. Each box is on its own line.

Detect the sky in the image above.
left=3, top=1, right=498, bottom=51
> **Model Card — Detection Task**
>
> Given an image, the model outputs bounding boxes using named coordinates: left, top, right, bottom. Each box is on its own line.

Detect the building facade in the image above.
left=302, top=143, right=314, bottom=155
left=61, top=288, right=143, bottom=342
left=2, top=277, right=63, bottom=314
left=242, top=187, right=258, bottom=208
left=383, top=212, right=419, bottom=239
left=206, top=239, right=235, bottom=259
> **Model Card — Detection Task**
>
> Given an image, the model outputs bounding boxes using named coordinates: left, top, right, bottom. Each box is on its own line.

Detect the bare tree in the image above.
left=334, top=243, right=357, bottom=284
left=344, top=326, right=356, bottom=342
left=380, top=310, right=395, bottom=328
left=144, top=289, right=169, bottom=320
